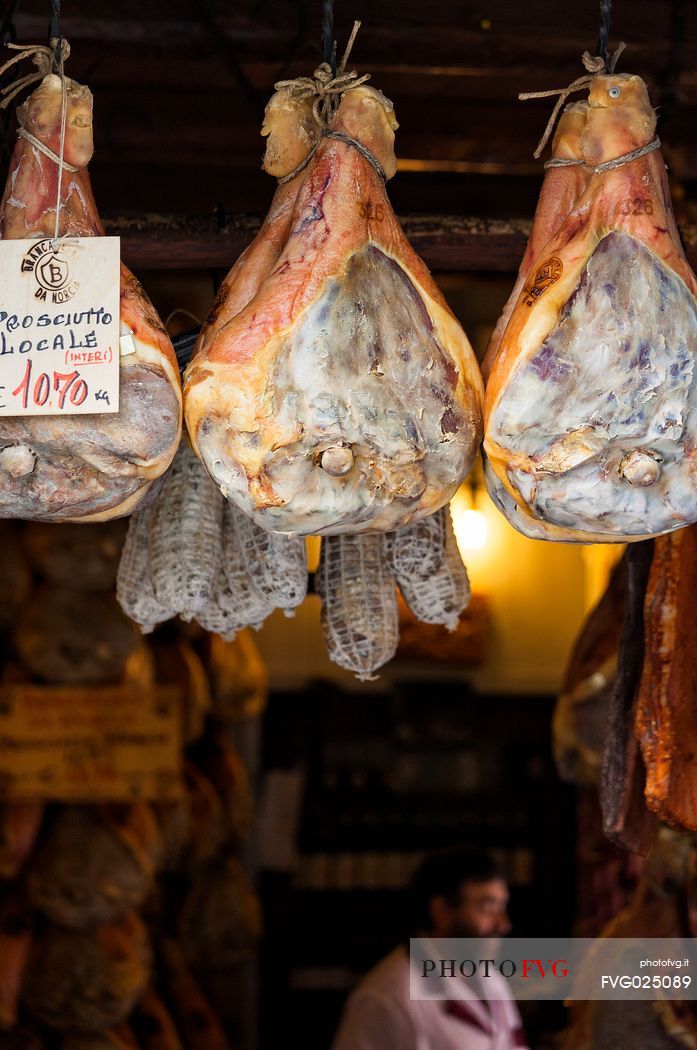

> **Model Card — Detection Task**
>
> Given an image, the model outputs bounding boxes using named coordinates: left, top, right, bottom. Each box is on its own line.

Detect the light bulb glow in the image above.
left=453, top=507, right=488, bottom=551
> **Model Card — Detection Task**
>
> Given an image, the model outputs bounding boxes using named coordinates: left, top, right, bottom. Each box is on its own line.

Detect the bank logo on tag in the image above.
left=21, top=239, right=79, bottom=303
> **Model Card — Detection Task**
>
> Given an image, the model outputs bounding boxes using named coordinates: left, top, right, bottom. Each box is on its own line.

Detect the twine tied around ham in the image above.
left=273, top=20, right=388, bottom=185
left=275, top=20, right=368, bottom=126
left=0, top=39, right=70, bottom=110
left=520, top=43, right=627, bottom=159
left=0, top=39, right=76, bottom=241
left=545, top=135, right=662, bottom=175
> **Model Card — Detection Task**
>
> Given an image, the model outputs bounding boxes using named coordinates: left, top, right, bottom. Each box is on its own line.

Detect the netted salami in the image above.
left=148, top=441, right=224, bottom=621
left=194, top=502, right=276, bottom=638
left=385, top=508, right=447, bottom=580
left=116, top=507, right=170, bottom=633
left=396, top=508, right=470, bottom=630
left=316, top=533, right=398, bottom=680
left=227, top=505, right=307, bottom=614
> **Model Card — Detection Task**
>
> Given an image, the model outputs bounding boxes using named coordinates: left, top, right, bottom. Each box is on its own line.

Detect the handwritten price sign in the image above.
left=0, top=684, right=182, bottom=802
left=0, top=237, right=120, bottom=415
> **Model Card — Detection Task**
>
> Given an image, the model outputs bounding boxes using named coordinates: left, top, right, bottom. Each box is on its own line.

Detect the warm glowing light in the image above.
left=305, top=536, right=321, bottom=572
left=452, top=507, right=488, bottom=551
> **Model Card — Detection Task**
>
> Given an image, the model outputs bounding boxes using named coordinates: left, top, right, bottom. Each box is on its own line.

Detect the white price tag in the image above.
left=0, top=236, right=120, bottom=415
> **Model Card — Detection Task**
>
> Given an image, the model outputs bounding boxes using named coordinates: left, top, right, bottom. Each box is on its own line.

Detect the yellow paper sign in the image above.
left=0, top=236, right=120, bottom=415
left=0, top=684, right=182, bottom=802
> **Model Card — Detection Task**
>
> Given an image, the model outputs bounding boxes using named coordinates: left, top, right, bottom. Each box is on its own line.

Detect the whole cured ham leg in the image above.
left=635, top=524, right=697, bottom=829
left=486, top=73, right=697, bottom=541
left=185, top=84, right=483, bottom=535
left=187, top=730, right=253, bottom=846
left=0, top=73, right=181, bottom=521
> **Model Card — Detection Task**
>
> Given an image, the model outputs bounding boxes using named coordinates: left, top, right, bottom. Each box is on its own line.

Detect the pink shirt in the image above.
left=331, top=947, right=529, bottom=1050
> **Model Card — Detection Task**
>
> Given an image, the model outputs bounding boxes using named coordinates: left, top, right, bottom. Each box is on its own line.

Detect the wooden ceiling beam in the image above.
left=13, top=8, right=692, bottom=65
left=104, top=211, right=697, bottom=274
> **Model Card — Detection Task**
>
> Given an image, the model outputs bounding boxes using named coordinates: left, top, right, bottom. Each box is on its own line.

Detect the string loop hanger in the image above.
left=520, top=41, right=627, bottom=159
left=275, top=20, right=369, bottom=128
left=0, top=38, right=70, bottom=110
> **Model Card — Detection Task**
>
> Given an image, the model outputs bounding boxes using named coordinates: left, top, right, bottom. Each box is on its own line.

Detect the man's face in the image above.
left=432, top=878, right=512, bottom=938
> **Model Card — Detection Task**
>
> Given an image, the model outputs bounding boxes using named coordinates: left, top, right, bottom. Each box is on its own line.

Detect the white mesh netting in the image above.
left=385, top=508, right=446, bottom=579
left=396, top=506, right=470, bottom=631
left=148, top=441, right=224, bottom=620
left=225, top=506, right=307, bottom=614
left=194, top=501, right=278, bottom=639
left=116, top=505, right=171, bottom=633
left=315, top=533, right=398, bottom=681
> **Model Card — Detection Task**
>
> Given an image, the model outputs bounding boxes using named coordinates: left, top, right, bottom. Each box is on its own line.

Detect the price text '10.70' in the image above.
left=8, top=358, right=88, bottom=411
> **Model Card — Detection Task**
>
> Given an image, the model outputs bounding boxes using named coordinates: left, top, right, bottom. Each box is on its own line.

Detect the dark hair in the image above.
left=405, top=846, right=506, bottom=936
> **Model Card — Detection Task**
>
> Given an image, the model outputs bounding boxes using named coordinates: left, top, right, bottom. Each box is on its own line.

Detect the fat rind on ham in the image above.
left=0, top=73, right=181, bottom=522
left=185, top=84, right=482, bottom=535
left=482, top=101, right=589, bottom=382
left=485, top=73, right=697, bottom=542
left=482, top=102, right=615, bottom=543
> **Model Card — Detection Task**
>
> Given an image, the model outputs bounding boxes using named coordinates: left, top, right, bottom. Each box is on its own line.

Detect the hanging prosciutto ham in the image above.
left=185, top=81, right=483, bottom=535
left=485, top=73, right=697, bottom=542
left=0, top=71, right=181, bottom=521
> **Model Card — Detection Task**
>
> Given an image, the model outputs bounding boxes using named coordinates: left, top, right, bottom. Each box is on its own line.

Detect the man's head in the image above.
left=406, top=846, right=511, bottom=939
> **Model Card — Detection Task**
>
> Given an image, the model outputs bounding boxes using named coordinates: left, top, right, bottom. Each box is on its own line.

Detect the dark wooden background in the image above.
left=7, top=0, right=696, bottom=225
